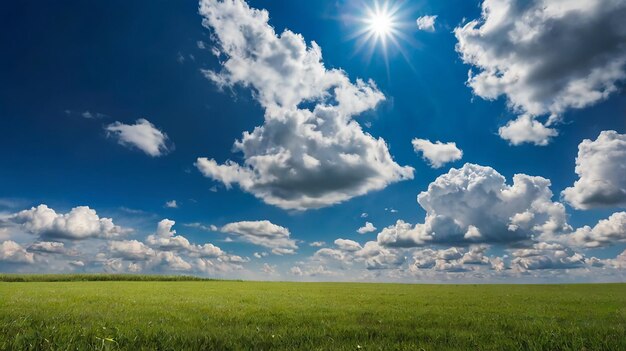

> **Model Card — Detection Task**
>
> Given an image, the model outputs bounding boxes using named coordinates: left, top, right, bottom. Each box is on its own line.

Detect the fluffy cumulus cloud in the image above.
left=410, top=246, right=492, bottom=273
left=101, top=219, right=246, bottom=275
left=146, top=219, right=225, bottom=258
left=0, top=241, right=34, bottom=264
left=510, top=242, right=586, bottom=271
left=357, top=222, right=377, bottom=234
left=220, top=220, right=297, bottom=254
left=10, top=204, right=129, bottom=240
left=497, top=115, right=558, bottom=146
left=557, top=212, right=626, bottom=248
left=310, top=239, right=405, bottom=272
left=195, top=0, right=413, bottom=210
left=106, top=118, right=172, bottom=157
left=377, top=163, right=570, bottom=247
left=109, top=240, right=156, bottom=261
left=455, top=0, right=626, bottom=145
left=412, top=138, right=463, bottom=168
left=562, top=131, right=626, bottom=209
left=416, top=15, right=437, bottom=32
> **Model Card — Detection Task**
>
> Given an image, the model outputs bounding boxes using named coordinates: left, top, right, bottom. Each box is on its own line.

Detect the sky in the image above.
left=1, top=0, right=625, bottom=282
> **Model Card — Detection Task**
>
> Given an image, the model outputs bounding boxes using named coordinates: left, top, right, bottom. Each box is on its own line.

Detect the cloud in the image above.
left=164, top=200, right=178, bottom=208
left=412, top=138, right=463, bottom=168
left=289, top=265, right=336, bottom=277
left=416, top=15, right=437, bottom=32
left=105, top=118, right=172, bottom=157
left=455, top=0, right=626, bottom=144
left=498, top=115, right=558, bottom=146
left=253, top=251, right=268, bottom=258
left=357, top=222, right=377, bottom=234
left=145, top=252, right=193, bottom=272
left=109, top=240, right=156, bottom=261
left=81, top=111, right=107, bottom=119
left=184, top=222, right=218, bottom=232
left=555, top=212, right=626, bottom=248
left=409, top=247, right=488, bottom=273
left=377, top=163, right=570, bottom=247
left=146, top=219, right=225, bottom=258
left=510, top=242, right=586, bottom=271
left=309, top=241, right=325, bottom=247
left=220, top=220, right=297, bottom=254
left=195, top=0, right=413, bottom=210
left=10, top=204, right=130, bottom=240
left=562, top=131, right=626, bottom=209
left=312, top=239, right=404, bottom=271
left=261, top=263, right=277, bottom=274
left=0, top=241, right=34, bottom=264
left=334, top=238, right=362, bottom=252
left=27, top=241, right=66, bottom=254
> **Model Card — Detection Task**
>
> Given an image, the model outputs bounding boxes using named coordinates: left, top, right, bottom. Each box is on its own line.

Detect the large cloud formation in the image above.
left=455, top=0, right=626, bottom=145
left=10, top=204, right=129, bottom=240
left=562, top=131, right=626, bottom=209
left=195, top=0, right=413, bottom=210
left=377, top=163, right=570, bottom=247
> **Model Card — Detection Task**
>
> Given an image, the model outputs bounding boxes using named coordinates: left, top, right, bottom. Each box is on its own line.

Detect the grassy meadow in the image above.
left=0, top=275, right=624, bottom=350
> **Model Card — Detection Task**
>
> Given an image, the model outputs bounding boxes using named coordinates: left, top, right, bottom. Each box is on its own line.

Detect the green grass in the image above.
left=0, top=276, right=624, bottom=350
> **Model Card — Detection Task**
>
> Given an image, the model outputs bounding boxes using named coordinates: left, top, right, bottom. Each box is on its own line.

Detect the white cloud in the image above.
left=562, top=131, right=626, bottom=209
left=253, top=251, right=268, bottom=258
left=105, top=118, right=171, bottom=157
left=416, top=15, right=437, bottom=32
left=312, top=239, right=404, bottom=271
left=10, top=204, right=130, bottom=240
left=412, top=138, right=463, bottom=168
left=498, top=115, right=558, bottom=146
left=360, top=212, right=368, bottom=218
left=28, top=241, right=66, bottom=254
left=510, top=242, right=586, bottom=271
left=377, top=163, right=570, bottom=247
left=164, top=200, right=178, bottom=208
left=149, top=251, right=193, bottom=271
left=81, top=111, right=106, bottom=119
left=455, top=0, right=626, bottom=144
left=195, top=0, right=413, bottom=210
left=309, top=241, right=325, bottom=247
left=109, top=240, right=155, bottom=261
left=556, top=212, right=626, bottom=248
left=261, top=263, right=277, bottom=274
left=0, top=241, right=34, bottom=264
left=220, top=220, right=297, bottom=254
left=334, top=238, right=362, bottom=252
left=289, top=264, right=337, bottom=277
left=146, top=219, right=225, bottom=258
left=357, top=222, right=377, bottom=234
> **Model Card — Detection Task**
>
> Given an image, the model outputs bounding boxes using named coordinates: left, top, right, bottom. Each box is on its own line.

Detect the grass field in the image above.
left=0, top=276, right=624, bottom=350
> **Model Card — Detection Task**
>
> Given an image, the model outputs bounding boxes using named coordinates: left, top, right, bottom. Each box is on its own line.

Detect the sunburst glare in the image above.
left=343, top=0, right=416, bottom=73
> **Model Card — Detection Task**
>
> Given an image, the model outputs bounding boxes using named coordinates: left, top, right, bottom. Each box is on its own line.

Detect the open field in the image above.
left=0, top=276, right=624, bottom=350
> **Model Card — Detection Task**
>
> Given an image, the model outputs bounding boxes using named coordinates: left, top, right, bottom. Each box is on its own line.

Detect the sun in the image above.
left=367, top=9, right=394, bottom=37
left=343, top=0, right=413, bottom=70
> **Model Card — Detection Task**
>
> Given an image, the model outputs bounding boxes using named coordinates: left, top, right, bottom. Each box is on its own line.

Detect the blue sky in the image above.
left=1, top=0, right=625, bottom=282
